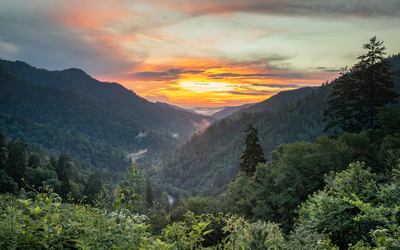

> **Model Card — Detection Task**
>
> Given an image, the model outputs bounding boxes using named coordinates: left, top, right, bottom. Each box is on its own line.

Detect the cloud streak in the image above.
left=252, top=83, right=301, bottom=88
left=147, top=0, right=400, bottom=18
left=130, top=69, right=206, bottom=81
left=229, top=90, right=274, bottom=96
left=207, top=73, right=304, bottom=79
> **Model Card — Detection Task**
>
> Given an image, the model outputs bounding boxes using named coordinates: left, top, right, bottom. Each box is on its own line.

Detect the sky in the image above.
left=1, top=0, right=400, bottom=108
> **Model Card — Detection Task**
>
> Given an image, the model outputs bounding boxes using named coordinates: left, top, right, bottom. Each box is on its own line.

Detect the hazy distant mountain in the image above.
left=211, top=103, right=254, bottom=120
left=156, top=102, right=199, bottom=115
left=189, top=107, right=226, bottom=116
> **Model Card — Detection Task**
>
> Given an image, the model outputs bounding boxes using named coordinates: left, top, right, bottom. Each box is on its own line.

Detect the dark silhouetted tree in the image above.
left=239, top=124, right=266, bottom=176
left=353, top=36, right=398, bottom=130
left=323, top=37, right=398, bottom=134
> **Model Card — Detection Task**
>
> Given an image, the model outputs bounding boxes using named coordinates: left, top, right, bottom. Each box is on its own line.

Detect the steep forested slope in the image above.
left=0, top=60, right=215, bottom=141
left=153, top=54, right=400, bottom=198
left=234, top=87, right=314, bottom=115
left=0, top=66, right=169, bottom=172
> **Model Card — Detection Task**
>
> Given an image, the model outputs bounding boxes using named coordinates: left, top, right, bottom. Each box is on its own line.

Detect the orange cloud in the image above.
left=144, top=0, right=400, bottom=18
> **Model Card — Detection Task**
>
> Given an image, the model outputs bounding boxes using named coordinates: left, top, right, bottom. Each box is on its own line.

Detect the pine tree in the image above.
left=353, top=36, right=398, bottom=130
left=323, top=37, right=398, bottom=134
left=239, top=124, right=266, bottom=176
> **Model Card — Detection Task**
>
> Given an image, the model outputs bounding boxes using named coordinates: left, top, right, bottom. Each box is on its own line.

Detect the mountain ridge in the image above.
left=0, top=59, right=215, bottom=142
left=211, top=103, right=254, bottom=120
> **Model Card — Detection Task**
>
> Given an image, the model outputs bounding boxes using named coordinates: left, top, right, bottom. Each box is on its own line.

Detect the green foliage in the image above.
left=163, top=211, right=213, bottom=250
left=0, top=188, right=168, bottom=249
left=226, top=136, right=353, bottom=233
left=5, top=138, right=29, bottom=188
left=170, top=196, right=187, bottom=223
left=0, top=170, right=18, bottom=194
left=84, top=166, right=106, bottom=206
left=56, top=152, right=72, bottom=200
left=185, top=197, right=215, bottom=216
left=219, top=214, right=287, bottom=250
left=112, top=164, right=143, bottom=211
left=148, top=209, right=170, bottom=235
left=295, top=162, right=388, bottom=248
left=27, top=153, right=40, bottom=169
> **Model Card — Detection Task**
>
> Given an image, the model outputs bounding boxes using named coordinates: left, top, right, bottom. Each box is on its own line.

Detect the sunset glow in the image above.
left=1, top=0, right=400, bottom=108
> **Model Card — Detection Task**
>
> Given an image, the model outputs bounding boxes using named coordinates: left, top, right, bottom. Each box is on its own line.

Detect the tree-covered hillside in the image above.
left=0, top=59, right=215, bottom=142
left=0, top=66, right=172, bottom=173
left=234, top=86, right=315, bottom=115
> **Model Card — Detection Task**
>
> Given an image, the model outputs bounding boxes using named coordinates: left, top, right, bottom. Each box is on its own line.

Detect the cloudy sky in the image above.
left=1, top=0, right=400, bottom=108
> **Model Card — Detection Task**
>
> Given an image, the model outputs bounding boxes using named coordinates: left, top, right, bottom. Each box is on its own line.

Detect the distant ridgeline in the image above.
left=154, top=54, right=400, bottom=198
left=0, top=60, right=214, bottom=186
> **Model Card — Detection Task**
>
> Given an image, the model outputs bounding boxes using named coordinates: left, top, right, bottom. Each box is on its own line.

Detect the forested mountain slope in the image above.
left=233, top=87, right=315, bottom=115
left=153, top=54, right=400, bottom=198
left=0, top=59, right=215, bottom=141
left=0, top=66, right=170, bottom=172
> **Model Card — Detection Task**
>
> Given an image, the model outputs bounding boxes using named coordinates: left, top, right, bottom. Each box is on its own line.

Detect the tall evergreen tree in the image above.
left=323, top=37, right=398, bottom=133
left=239, top=124, right=266, bottom=176
left=353, top=36, right=399, bottom=130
